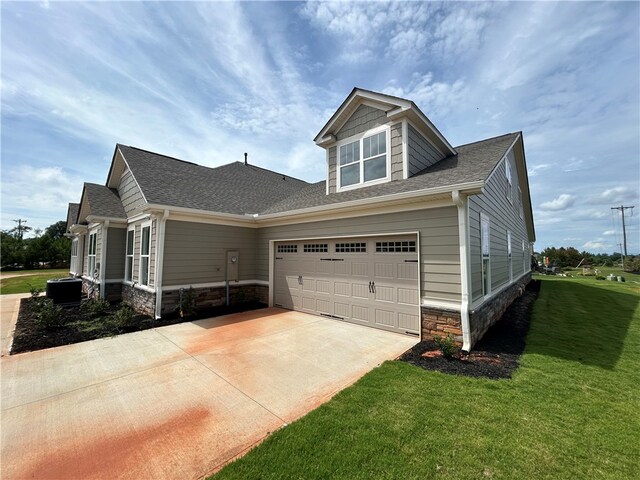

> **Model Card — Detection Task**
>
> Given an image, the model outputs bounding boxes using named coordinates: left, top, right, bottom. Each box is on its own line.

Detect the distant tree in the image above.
left=45, top=221, right=67, bottom=240
left=0, top=231, right=26, bottom=268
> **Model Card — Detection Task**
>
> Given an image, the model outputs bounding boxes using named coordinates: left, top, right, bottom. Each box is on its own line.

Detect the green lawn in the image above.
left=212, top=276, right=639, bottom=479
left=0, top=269, right=69, bottom=295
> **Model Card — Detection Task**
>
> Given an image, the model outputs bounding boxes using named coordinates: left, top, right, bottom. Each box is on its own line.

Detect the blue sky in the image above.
left=1, top=1, right=638, bottom=254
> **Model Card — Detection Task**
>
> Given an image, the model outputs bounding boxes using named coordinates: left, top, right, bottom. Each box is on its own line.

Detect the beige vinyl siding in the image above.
left=390, top=123, right=403, bottom=181
left=407, top=124, right=444, bottom=176
left=469, top=148, right=529, bottom=302
left=162, top=221, right=258, bottom=285
left=105, top=227, right=126, bottom=280
left=118, top=168, right=146, bottom=215
left=336, top=104, right=387, bottom=141
left=257, top=207, right=461, bottom=304
left=328, top=147, right=337, bottom=194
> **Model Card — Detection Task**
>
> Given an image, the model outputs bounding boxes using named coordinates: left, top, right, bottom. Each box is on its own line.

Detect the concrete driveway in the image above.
left=1, top=307, right=416, bottom=479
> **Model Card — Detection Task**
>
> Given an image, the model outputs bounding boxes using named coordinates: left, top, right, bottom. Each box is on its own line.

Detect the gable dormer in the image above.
left=315, top=88, right=456, bottom=194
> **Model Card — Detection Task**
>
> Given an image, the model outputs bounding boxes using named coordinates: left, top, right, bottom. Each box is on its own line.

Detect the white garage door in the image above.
left=273, top=235, right=420, bottom=336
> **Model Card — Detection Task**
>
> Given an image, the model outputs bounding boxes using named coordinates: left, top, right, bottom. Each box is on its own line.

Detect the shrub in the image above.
left=111, top=305, right=138, bottom=332
left=433, top=334, right=460, bottom=359
left=29, top=284, right=43, bottom=299
left=595, top=275, right=606, bottom=280
left=82, top=298, right=111, bottom=317
left=36, top=299, right=64, bottom=329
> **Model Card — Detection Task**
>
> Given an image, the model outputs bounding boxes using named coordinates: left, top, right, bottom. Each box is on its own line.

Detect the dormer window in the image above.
left=338, top=127, right=389, bottom=191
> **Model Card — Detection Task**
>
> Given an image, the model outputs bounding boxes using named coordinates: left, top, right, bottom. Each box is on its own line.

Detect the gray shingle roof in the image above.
left=84, top=183, right=127, bottom=219
left=261, top=132, right=519, bottom=214
left=117, top=145, right=310, bottom=215
left=66, top=203, right=79, bottom=231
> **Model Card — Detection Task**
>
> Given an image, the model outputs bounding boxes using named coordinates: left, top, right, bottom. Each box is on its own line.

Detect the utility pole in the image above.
left=11, top=219, right=31, bottom=241
left=611, top=205, right=634, bottom=256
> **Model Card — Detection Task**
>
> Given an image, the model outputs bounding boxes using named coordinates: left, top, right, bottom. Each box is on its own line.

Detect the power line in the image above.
left=611, top=205, right=634, bottom=256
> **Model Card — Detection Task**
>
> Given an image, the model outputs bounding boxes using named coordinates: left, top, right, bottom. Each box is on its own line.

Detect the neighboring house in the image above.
left=66, top=88, right=535, bottom=351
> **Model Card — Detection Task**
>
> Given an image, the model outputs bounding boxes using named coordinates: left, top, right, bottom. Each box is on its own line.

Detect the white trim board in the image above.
left=163, top=280, right=269, bottom=291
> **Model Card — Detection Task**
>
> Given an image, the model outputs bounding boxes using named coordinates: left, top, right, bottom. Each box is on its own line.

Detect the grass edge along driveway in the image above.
left=212, top=276, right=639, bottom=479
left=0, top=270, right=68, bottom=295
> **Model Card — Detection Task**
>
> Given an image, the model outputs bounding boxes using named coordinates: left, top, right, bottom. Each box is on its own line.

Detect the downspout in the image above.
left=99, top=220, right=109, bottom=299
left=154, top=210, right=170, bottom=319
left=452, top=191, right=472, bottom=352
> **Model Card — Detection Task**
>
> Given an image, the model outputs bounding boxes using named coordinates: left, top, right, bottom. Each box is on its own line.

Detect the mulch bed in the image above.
left=11, top=299, right=266, bottom=355
left=399, top=279, right=541, bottom=379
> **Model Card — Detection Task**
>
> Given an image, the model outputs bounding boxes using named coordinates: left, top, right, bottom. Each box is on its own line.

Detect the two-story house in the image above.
left=66, top=88, right=535, bottom=351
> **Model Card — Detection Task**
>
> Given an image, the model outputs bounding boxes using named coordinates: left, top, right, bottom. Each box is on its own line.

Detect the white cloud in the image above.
left=603, top=230, right=616, bottom=236
left=539, top=194, right=576, bottom=211
left=583, top=240, right=609, bottom=250
left=598, top=186, right=637, bottom=204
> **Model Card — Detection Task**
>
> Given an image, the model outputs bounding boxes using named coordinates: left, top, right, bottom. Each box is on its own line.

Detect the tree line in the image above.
left=1, top=220, right=71, bottom=270
left=537, top=246, right=640, bottom=273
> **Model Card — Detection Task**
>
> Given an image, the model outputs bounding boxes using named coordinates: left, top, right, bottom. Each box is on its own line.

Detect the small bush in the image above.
left=595, top=275, right=606, bottom=280
left=111, top=305, right=138, bottom=332
left=434, top=334, right=460, bottom=359
left=36, top=299, right=64, bottom=329
left=29, top=284, right=43, bottom=299
left=82, top=298, right=110, bottom=317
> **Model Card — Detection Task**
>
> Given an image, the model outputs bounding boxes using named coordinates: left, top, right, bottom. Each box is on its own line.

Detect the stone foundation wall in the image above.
left=161, top=284, right=268, bottom=316
left=469, top=273, right=531, bottom=347
left=420, top=273, right=531, bottom=350
left=81, top=278, right=99, bottom=300
left=421, top=307, right=462, bottom=343
left=122, top=284, right=156, bottom=317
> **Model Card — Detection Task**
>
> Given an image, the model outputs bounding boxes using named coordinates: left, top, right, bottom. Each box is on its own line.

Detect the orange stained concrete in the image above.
left=1, top=307, right=416, bottom=480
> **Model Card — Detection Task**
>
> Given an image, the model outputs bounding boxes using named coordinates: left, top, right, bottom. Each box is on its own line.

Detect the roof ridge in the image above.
left=119, top=144, right=308, bottom=183
left=117, top=144, right=199, bottom=166
left=454, top=132, right=520, bottom=150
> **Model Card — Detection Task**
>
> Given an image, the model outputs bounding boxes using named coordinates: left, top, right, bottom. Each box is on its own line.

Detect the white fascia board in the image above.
left=145, top=204, right=258, bottom=227
left=314, top=90, right=411, bottom=144
left=86, top=215, right=127, bottom=225
left=115, top=146, right=149, bottom=204
left=69, top=224, right=88, bottom=234
left=485, top=133, right=520, bottom=184
left=408, top=106, right=456, bottom=155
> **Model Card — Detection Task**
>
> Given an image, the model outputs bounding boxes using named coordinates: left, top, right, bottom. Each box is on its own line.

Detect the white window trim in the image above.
left=335, top=124, right=391, bottom=193
left=518, top=187, right=524, bottom=219
left=139, top=221, right=151, bottom=286
left=124, top=227, right=135, bottom=283
left=70, top=238, right=78, bottom=275
left=87, top=231, right=98, bottom=279
left=507, top=230, right=512, bottom=282
left=523, top=239, right=527, bottom=273
left=480, top=213, right=491, bottom=297
left=505, top=158, right=513, bottom=204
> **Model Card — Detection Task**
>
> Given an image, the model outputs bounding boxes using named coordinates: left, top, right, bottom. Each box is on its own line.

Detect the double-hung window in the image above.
left=88, top=232, right=97, bottom=278
left=125, top=229, right=134, bottom=282
left=140, top=225, right=151, bottom=286
left=518, top=187, right=524, bottom=219
left=481, top=215, right=491, bottom=296
left=339, top=129, right=388, bottom=189
left=71, top=238, right=78, bottom=274
left=505, top=159, right=513, bottom=203
left=507, top=230, right=512, bottom=282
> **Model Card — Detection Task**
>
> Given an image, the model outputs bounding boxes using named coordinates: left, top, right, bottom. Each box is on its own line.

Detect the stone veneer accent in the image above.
left=81, top=279, right=122, bottom=302
left=160, top=284, right=268, bottom=316
left=421, top=307, right=463, bottom=343
left=420, top=272, right=532, bottom=351
left=122, top=284, right=156, bottom=317
left=468, top=273, right=531, bottom=347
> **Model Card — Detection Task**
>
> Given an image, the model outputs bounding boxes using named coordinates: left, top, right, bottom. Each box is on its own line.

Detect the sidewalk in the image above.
left=1, top=293, right=30, bottom=356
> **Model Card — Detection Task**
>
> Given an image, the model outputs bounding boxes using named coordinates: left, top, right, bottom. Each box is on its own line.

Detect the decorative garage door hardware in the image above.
left=320, top=258, right=345, bottom=261
left=404, top=259, right=419, bottom=263
left=368, top=281, right=376, bottom=293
